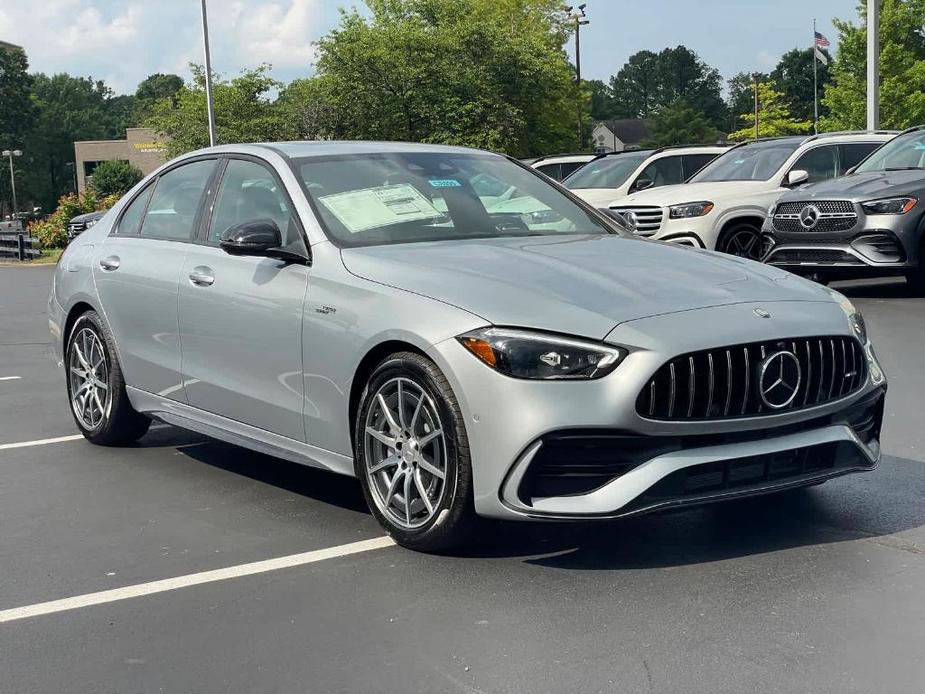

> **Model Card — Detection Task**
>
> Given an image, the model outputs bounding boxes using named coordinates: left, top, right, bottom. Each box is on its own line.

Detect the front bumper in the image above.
left=761, top=209, right=922, bottom=277
left=429, top=300, right=886, bottom=521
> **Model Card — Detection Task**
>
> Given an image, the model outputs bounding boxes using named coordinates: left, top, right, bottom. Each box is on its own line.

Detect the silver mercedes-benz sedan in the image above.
left=49, top=142, right=887, bottom=551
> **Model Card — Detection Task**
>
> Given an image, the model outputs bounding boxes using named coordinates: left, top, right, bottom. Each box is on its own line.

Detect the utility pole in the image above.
left=867, top=0, right=880, bottom=130
left=753, top=73, right=760, bottom=140
left=812, top=18, right=819, bottom=134
left=569, top=4, right=589, bottom=146
left=2, top=149, right=22, bottom=218
left=200, top=0, right=217, bottom=147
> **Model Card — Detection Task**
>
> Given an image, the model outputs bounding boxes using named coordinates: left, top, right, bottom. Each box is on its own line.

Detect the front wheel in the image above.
left=354, top=352, right=475, bottom=552
left=718, top=223, right=763, bottom=260
left=66, top=310, right=151, bottom=445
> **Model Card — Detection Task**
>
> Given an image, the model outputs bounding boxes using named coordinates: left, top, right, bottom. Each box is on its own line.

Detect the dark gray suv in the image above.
left=762, top=126, right=925, bottom=293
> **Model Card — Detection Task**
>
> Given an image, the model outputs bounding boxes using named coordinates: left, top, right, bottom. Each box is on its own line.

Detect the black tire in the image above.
left=65, top=310, right=151, bottom=445
left=354, top=351, right=475, bottom=552
left=718, top=222, right=763, bottom=260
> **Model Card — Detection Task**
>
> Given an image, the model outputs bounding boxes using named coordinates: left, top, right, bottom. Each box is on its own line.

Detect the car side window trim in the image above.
left=197, top=153, right=311, bottom=262
left=109, top=155, right=221, bottom=244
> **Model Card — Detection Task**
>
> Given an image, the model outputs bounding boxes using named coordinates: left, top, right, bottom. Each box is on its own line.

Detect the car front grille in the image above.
left=609, top=206, right=663, bottom=236
left=67, top=222, right=85, bottom=235
left=636, top=336, right=867, bottom=421
left=773, top=201, right=857, bottom=233
left=766, top=248, right=864, bottom=265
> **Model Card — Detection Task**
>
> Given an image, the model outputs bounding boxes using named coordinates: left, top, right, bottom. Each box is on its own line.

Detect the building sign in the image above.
left=133, top=142, right=167, bottom=153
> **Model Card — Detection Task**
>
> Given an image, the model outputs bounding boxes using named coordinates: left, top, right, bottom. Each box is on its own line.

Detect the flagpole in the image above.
left=813, top=18, right=819, bottom=134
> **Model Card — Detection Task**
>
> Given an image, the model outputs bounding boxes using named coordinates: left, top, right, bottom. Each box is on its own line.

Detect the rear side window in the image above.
left=682, top=153, right=718, bottom=179
left=534, top=163, right=561, bottom=180
left=839, top=142, right=882, bottom=174
left=791, top=145, right=838, bottom=183
left=116, top=184, right=153, bottom=235
left=558, top=161, right=586, bottom=179
left=140, top=160, right=216, bottom=241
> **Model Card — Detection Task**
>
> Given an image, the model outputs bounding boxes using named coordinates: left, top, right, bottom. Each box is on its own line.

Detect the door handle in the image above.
left=99, top=255, right=120, bottom=271
left=188, top=267, right=215, bottom=287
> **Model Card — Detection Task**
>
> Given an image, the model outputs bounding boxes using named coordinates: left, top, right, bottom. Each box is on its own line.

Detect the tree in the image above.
left=133, top=73, right=184, bottom=123
left=146, top=65, right=296, bottom=158
left=609, top=46, right=726, bottom=128
left=298, top=0, right=581, bottom=156
left=88, top=160, right=143, bottom=197
left=728, top=82, right=812, bottom=141
left=771, top=47, right=831, bottom=122
left=821, top=0, right=925, bottom=130
left=727, top=72, right=766, bottom=132
left=642, top=98, right=719, bottom=147
left=0, top=46, right=35, bottom=216
left=588, top=79, right=614, bottom=121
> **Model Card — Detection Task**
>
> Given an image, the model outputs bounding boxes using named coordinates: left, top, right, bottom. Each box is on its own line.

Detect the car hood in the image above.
left=612, top=180, right=770, bottom=207
left=782, top=169, right=925, bottom=200
left=340, top=234, right=832, bottom=340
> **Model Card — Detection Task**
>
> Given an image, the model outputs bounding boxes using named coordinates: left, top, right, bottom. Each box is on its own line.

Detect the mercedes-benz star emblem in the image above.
left=753, top=308, right=771, bottom=319
left=799, top=204, right=821, bottom=229
left=759, top=350, right=802, bottom=409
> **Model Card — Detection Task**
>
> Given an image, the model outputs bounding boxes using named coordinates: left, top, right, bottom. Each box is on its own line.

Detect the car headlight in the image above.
left=669, top=201, right=714, bottom=219
left=860, top=197, right=917, bottom=214
left=828, top=289, right=867, bottom=343
left=526, top=209, right=564, bottom=224
left=457, top=328, right=625, bottom=380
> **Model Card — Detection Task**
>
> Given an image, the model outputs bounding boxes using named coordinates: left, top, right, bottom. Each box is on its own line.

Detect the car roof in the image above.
left=531, top=153, right=597, bottom=165
left=183, top=141, right=500, bottom=161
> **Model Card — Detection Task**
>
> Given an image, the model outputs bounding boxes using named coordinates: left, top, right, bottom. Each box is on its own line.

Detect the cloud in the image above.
left=0, top=0, right=324, bottom=94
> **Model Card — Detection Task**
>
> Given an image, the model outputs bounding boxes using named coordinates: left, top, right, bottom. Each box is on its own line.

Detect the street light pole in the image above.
left=2, top=149, right=22, bottom=218
left=569, top=4, right=590, bottom=146
left=866, top=0, right=880, bottom=130
left=200, top=0, right=217, bottom=147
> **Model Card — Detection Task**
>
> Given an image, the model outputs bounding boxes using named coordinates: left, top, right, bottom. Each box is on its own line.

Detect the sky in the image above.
left=0, top=0, right=861, bottom=96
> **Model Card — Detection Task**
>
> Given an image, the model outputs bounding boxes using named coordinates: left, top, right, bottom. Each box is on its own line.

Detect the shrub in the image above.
left=28, top=190, right=121, bottom=248
left=88, top=160, right=143, bottom=197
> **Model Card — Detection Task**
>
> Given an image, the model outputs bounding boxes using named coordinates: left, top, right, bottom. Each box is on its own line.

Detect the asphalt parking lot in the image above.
left=2, top=265, right=924, bottom=694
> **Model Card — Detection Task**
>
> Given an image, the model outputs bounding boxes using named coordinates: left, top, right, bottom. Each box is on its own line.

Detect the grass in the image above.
left=0, top=248, right=64, bottom=267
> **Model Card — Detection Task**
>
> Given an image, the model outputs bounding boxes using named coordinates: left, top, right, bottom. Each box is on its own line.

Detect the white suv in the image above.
left=565, top=145, right=730, bottom=208
left=529, top=153, right=596, bottom=181
left=607, top=132, right=896, bottom=258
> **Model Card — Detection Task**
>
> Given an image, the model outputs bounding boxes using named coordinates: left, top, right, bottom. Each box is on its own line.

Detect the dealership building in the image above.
left=74, top=128, right=168, bottom=193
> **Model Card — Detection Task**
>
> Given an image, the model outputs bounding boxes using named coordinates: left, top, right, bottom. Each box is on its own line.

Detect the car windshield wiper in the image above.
left=882, top=166, right=925, bottom=171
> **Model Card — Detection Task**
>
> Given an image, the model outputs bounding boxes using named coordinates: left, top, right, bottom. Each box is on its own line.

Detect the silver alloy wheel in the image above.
left=69, top=327, right=111, bottom=430
left=723, top=227, right=762, bottom=260
left=363, top=376, right=447, bottom=530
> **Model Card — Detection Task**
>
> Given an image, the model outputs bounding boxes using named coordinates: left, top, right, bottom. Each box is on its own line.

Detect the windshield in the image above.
left=563, top=152, right=650, bottom=189
left=690, top=139, right=802, bottom=182
left=854, top=130, right=925, bottom=173
left=295, top=152, right=617, bottom=247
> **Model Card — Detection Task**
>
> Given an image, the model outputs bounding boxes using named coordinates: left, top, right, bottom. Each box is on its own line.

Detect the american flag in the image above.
left=814, top=31, right=831, bottom=48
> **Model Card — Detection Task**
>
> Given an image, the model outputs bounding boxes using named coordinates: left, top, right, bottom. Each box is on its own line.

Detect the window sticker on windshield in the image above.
left=428, top=178, right=462, bottom=188
left=913, top=143, right=925, bottom=151
left=318, top=184, right=442, bottom=233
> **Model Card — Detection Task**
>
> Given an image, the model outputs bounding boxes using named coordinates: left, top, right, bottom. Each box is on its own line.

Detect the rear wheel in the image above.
left=66, top=311, right=150, bottom=445
left=354, top=352, right=475, bottom=552
left=718, top=222, right=763, bottom=260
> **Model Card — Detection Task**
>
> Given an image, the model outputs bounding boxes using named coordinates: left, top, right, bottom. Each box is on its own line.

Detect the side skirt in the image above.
left=127, top=386, right=355, bottom=477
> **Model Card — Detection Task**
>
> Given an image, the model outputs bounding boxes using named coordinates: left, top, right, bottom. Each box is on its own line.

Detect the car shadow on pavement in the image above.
left=831, top=277, right=912, bottom=299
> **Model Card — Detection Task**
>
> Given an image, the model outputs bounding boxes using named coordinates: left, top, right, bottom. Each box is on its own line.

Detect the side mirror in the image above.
left=786, top=169, right=810, bottom=187
left=633, top=178, right=654, bottom=192
left=220, top=219, right=282, bottom=257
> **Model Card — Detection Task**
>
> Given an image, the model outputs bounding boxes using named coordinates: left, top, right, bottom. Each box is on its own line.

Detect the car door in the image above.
left=94, top=158, right=218, bottom=399
left=177, top=156, right=310, bottom=441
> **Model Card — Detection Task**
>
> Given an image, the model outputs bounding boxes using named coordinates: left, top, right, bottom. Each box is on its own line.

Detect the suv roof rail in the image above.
left=897, top=124, right=925, bottom=135
left=802, top=129, right=900, bottom=142
left=589, top=142, right=731, bottom=162
left=530, top=152, right=594, bottom=164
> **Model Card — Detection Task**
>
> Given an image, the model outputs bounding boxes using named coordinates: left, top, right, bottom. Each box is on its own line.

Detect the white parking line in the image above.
left=0, top=376, right=22, bottom=381
left=0, top=434, right=84, bottom=451
left=0, top=535, right=395, bottom=624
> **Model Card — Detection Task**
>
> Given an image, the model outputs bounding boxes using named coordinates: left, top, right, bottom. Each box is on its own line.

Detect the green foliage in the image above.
left=771, top=48, right=831, bottom=122
left=88, top=160, right=143, bottom=197
left=728, top=82, right=812, bottom=141
left=295, top=0, right=581, bottom=156
left=28, top=189, right=118, bottom=249
left=726, top=72, right=766, bottom=132
left=821, top=0, right=925, bottom=130
left=642, top=99, right=720, bottom=147
left=0, top=46, right=35, bottom=215
left=133, top=73, right=183, bottom=123
left=146, top=65, right=296, bottom=158
left=587, top=79, right=613, bottom=120
left=609, top=46, right=727, bottom=129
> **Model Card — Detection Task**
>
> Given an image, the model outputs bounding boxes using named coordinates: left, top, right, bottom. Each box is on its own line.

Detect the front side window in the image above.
left=295, top=152, right=616, bottom=247
left=791, top=145, right=838, bottom=183
left=116, top=184, right=153, bottom=235
left=690, top=139, right=802, bottom=182
left=839, top=142, right=882, bottom=174
left=208, top=159, right=303, bottom=252
left=140, top=159, right=216, bottom=241
left=534, top=163, right=562, bottom=180
left=682, top=153, right=719, bottom=179
left=563, top=151, right=651, bottom=189
left=855, top=131, right=925, bottom=173
left=634, top=155, right=683, bottom=190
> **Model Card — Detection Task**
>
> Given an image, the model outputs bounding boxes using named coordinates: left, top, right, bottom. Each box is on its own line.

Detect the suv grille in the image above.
left=609, top=206, right=663, bottom=236
left=773, top=201, right=857, bottom=233
left=637, top=336, right=867, bottom=420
